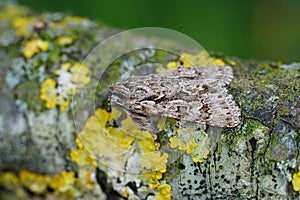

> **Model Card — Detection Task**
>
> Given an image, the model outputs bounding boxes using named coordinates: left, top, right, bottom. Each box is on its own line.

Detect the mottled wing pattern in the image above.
left=110, top=66, right=240, bottom=128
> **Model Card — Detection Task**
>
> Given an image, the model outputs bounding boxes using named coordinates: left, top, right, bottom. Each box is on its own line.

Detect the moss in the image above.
left=15, top=80, right=44, bottom=112
left=0, top=2, right=299, bottom=200
left=232, top=60, right=300, bottom=129
left=271, top=134, right=280, bottom=146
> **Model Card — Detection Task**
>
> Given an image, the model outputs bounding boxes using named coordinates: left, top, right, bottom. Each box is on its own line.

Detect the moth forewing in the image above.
left=109, top=66, right=241, bottom=130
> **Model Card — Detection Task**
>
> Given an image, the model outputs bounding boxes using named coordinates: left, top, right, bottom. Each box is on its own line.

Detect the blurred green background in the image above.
left=18, top=0, right=300, bottom=62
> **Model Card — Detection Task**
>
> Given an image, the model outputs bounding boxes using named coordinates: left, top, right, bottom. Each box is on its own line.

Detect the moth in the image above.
left=109, top=66, right=240, bottom=129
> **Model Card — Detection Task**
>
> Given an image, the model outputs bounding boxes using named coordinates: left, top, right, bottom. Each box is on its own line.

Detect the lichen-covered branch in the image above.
left=0, top=2, right=299, bottom=200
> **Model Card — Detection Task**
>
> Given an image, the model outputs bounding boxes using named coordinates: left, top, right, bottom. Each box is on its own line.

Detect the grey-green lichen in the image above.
left=0, top=2, right=299, bottom=200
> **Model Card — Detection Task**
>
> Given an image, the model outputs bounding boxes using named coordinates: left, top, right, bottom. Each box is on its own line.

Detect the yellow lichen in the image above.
left=277, top=60, right=282, bottom=66
left=169, top=135, right=197, bottom=154
left=50, top=171, right=76, bottom=194
left=227, top=59, right=236, bottom=66
left=156, top=117, right=167, bottom=132
left=78, top=116, right=108, bottom=157
left=154, top=183, right=172, bottom=200
left=78, top=111, right=134, bottom=169
left=169, top=127, right=210, bottom=163
left=137, top=136, right=156, bottom=152
left=95, top=108, right=112, bottom=128
left=121, top=188, right=129, bottom=198
left=156, top=51, right=214, bottom=73
left=166, top=61, right=179, bottom=70
left=155, top=65, right=167, bottom=73
left=107, top=127, right=135, bottom=150
left=85, top=108, right=135, bottom=152
left=141, top=151, right=168, bottom=173
left=120, top=115, right=162, bottom=153
left=39, top=77, right=71, bottom=111
left=121, top=116, right=152, bottom=138
left=0, top=172, right=20, bottom=188
left=41, top=62, right=91, bottom=111
left=213, top=58, right=225, bottom=66
left=40, top=78, right=57, bottom=109
left=292, top=165, right=300, bottom=194
left=55, top=62, right=90, bottom=95
left=23, top=39, right=49, bottom=59
left=84, top=172, right=96, bottom=189
left=141, top=171, right=163, bottom=189
left=19, top=170, right=50, bottom=194
left=57, top=36, right=73, bottom=46
left=70, top=146, right=97, bottom=168
left=60, top=62, right=72, bottom=71
left=190, top=132, right=210, bottom=163
left=75, top=136, right=84, bottom=149
left=169, top=128, right=198, bottom=154
left=70, top=63, right=91, bottom=87
left=12, top=16, right=36, bottom=37
left=57, top=95, right=70, bottom=112
left=54, top=63, right=71, bottom=80
left=77, top=108, right=171, bottom=195
left=70, top=136, right=98, bottom=192
left=111, top=107, right=123, bottom=121
left=180, top=52, right=213, bottom=67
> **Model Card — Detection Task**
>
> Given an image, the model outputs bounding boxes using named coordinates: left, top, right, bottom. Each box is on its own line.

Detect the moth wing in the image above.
left=110, top=65, right=240, bottom=129
left=192, top=66, right=234, bottom=86
left=124, top=66, right=234, bottom=86
left=154, top=86, right=240, bottom=128
left=191, top=88, right=240, bottom=127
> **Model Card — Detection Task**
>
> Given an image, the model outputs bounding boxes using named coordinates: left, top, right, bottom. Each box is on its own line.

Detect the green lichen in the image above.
left=0, top=2, right=299, bottom=200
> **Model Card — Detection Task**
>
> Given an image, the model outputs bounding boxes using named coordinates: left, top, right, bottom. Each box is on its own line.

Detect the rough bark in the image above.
left=0, top=2, right=299, bottom=200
